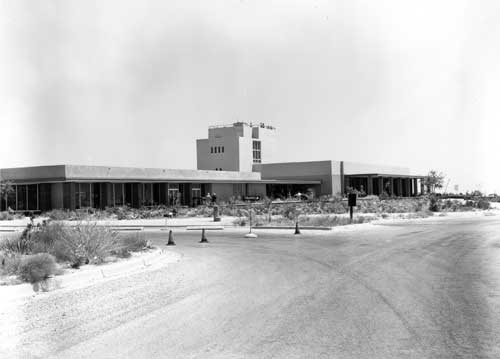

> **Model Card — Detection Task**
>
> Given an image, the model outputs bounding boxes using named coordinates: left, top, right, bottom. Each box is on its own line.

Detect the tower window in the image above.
left=210, top=147, right=213, bottom=153
left=222, top=146, right=224, bottom=153
left=253, top=140, right=261, bottom=163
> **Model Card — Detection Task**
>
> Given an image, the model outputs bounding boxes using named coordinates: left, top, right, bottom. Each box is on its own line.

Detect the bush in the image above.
left=18, top=253, right=57, bottom=283
left=30, top=223, right=118, bottom=265
left=44, top=209, right=76, bottom=220
left=111, top=232, right=149, bottom=257
left=0, top=224, right=35, bottom=254
left=476, top=199, right=491, bottom=210
left=0, top=211, right=13, bottom=220
left=0, top=254, right=21, bottom=276
left=60, top=224, right=119, bottom=265
left=428, top=195, right=440, bottom=212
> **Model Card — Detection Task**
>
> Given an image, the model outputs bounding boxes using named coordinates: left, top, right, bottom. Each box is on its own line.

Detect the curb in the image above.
left=252, top=226, right=332, bottom=231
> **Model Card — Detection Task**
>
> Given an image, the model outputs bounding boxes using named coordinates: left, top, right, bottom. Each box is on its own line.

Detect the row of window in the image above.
left=210, top=146, right=224, bottom=154
left=214, top=168, right=223, bottom=171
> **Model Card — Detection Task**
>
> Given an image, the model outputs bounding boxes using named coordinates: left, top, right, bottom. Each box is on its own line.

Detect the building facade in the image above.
left=196, top=122, right=277, bottom=172
left=0, top=123, right=425, bottom=212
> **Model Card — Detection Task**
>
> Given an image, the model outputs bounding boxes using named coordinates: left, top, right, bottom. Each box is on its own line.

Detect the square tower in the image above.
left=196, top=122, right=276, bottom=172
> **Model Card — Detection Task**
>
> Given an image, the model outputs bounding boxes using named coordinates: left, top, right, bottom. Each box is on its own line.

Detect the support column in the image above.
left=340, top=161, right=345, bottom=196
left=397, top=178, right=403, bottom=197
left=420, top=179, right=425, bottom=195
left=405, top=179, right=411, bottom=197
left=389, top=178, right=394, bottom=196
left=367, top=176, right=373, bottom=195
left=378, top=177, right=383, bottom=196
left=413, top=179, right=418, bottom=196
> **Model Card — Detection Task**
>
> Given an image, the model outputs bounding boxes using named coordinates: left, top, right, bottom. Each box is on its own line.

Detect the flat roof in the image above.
left=0, top=165, right=320, bottom=185
left=345, top=173, right=426, bottom=178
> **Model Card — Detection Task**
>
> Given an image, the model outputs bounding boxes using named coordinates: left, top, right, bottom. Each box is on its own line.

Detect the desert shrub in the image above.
left=44, top=209, right=76, bottom=220
left=0, top=224, right=35, bottom=254
left=31, top=222, right=65, bottom=253
left=233, top=217, right=247, bottom=226
left=61, top=224, right=119, bottom=265
left=476, top=199, right=491, bottom=210
left=18, top=253, right=57, bottom=283
left=31, top=223, right=118, bottom=265
left=112, top=232, right=149, bottom=257
left=0, top=211, right=13, bottom=220
left=0, top=253, right=21, bottom=276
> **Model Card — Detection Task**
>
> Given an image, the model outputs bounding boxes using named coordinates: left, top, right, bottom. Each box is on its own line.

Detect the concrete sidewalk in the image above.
left=0, top=216, right=238, bottom=231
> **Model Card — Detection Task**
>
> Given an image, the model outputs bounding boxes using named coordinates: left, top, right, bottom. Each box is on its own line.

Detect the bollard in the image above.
left=199, top=228, right=209, bottom=243
left=166, top=230, right=176, bottom=246
left=294, top=221, right=301, bottom=235
left=213, top=205, right=221, bottom=222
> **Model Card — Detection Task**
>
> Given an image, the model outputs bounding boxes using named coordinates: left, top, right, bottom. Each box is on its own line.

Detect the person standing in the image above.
left=206, top=192, right=211, bottom=205
left=212, top=192, right=217, bottom=204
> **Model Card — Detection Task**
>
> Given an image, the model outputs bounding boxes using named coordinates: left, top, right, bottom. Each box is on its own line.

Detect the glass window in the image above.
left=17, top=185, right=27, bottom=211
left=143, top=183, right=153, bottom=206
left=222, top=146, right=224, bottom=153
left=114, top=183, right=124, bottom=206
left=253, top=140, right=261, bottom=163
left=27, top=184, right=38, bottom=210
left=210, top=147, right=213, bottom=153
left=80, top=183, right=91, bottom=208
left=6, top=186, right=16, bottom=211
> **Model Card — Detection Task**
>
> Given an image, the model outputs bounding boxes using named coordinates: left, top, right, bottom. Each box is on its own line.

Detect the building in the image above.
left=0, top=123, right=425, bottom=212
left=197, top=122, right=277, bottom=172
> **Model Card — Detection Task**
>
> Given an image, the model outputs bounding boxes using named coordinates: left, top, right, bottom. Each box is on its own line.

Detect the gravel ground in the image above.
left=1, top=214, right=500, bottom=358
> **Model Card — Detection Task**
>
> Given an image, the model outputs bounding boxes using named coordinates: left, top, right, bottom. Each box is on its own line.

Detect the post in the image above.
left=348, top=192, right=356, bottom=224
left=244, top=201, right=258, bottom=238
left=367, top=176, right=373, bottom=195
left=378, top=177, right=383, bottom=196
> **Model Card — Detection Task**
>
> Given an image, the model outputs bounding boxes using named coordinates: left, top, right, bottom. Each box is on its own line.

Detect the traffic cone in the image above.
left=294, top=221, right=301, bottom=235
left=166, top=230, right=175, bottom=246
left=199, top=228, right=209, bottom=243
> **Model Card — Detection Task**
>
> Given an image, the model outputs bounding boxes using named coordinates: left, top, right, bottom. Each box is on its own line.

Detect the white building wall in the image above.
left=252, top=126, right=277, bottom=164
left=196, top=123, right=277, bottom=172
left=197, top=129, right=241, bottom=171
left=238, top=136, right=253, bottom=172
left=343, top=161, right=410, bottom=175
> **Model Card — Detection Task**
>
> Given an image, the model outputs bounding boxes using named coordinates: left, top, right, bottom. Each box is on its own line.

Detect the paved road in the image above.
left=9, top=216, right=500, bottom=358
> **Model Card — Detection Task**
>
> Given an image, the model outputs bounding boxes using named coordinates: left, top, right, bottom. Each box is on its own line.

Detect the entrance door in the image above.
left=192, top=188, right=201, bottom=206
left=168, top=189, right=179, bottom=206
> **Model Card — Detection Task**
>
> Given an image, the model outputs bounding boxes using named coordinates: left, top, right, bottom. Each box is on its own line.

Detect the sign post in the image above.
left=244, top=197, right=259, bottom=238
left=348, top=193, right=357, bottom=224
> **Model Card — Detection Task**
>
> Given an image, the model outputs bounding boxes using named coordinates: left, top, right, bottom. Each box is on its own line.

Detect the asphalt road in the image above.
left=9, top=216, right=500, bottom=358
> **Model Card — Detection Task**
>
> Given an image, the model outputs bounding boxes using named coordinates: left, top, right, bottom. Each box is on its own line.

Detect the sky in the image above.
left=0, top=0, right=498, bottom=193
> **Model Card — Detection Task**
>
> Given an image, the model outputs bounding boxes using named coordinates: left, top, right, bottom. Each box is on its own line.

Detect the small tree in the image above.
left=0, top=181, right=14, bottom=208
left=424, top=170, right=445, bottom=194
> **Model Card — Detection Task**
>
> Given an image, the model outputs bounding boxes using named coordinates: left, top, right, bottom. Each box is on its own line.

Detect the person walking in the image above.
left=206, top=192, right=211, bottom=205
left=211, top=192, right=217, bottom=204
